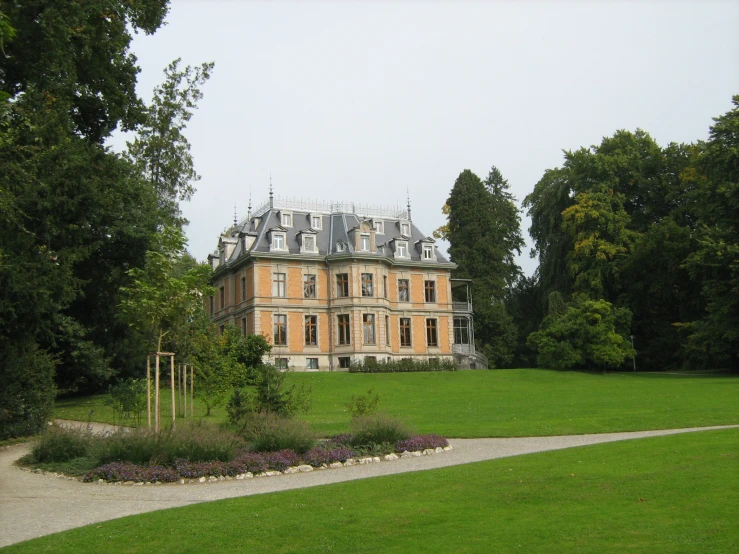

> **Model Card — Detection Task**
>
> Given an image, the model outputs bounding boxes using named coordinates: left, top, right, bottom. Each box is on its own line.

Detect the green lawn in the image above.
left=6, top=428, right=737, bottom=553
left=55, top=370, right=739, bottom=438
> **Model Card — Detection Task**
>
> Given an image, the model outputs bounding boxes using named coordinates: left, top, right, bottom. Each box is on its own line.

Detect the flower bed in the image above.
left=82, top=434, right=450, bottom=483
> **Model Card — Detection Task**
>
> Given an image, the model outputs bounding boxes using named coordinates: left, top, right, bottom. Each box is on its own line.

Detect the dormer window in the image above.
left=423, top=244, right=434, bottom=260
left=401, top=223, right=410, bottom=236
left=396, top=241, right=408, bottom=258
left=336, top=241, right=346, bottom=253
left=281, top=212, right=293, bottom=227
left=272, top=233, right=286, bottom=250
left=299, top=231, right=318, bottom=254
left=360, top=234, right=370, bottom=251
left=311, top=215, right=322, bottom=229
left=374, top=220, right=384, bottom=234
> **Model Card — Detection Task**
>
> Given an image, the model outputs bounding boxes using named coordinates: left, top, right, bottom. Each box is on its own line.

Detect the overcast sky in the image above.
left=113, top=0, right=739, bottom=275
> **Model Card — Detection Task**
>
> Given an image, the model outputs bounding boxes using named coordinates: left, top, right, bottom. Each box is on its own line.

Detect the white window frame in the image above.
left=301, top=233, right=318, bottom=254
left=401, top=223, right=410, bottom=236
left=306, top=357, right=319, bottom=370
left=271, top=233, right=287, bottom=251
left=273, top=272, right=286, bottom=298
left=363, top=314, right=376, bottom=345
left=360, top=234, right=370, bottom=251
left=281, top=212, right=293, bottom=227
left=311, top=215, right=322, bottom=229
left=374, top=220, right=384, bottom=234
left=336, top=241, right=346, bottom=253
left=395, top=241, right=408, bottom=258
left=423, top=244, right=434, bottom=260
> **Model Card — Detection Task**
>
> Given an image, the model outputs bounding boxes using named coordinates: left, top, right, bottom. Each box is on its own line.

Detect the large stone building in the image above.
left=208, top=193, right=484, bottom=370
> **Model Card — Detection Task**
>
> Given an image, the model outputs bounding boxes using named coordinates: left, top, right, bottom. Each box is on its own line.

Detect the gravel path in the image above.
left=1, top=423, right=736, bottom=548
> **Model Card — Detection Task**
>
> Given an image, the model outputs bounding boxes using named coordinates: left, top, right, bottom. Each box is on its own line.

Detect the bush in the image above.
left=239, top=411, right=316, bottom=454
left=302, top=446, right=356, bottom=467
left=348, top=358, right=456, bottom=373
left=30, top=425, right=92, bottom=463
left=396, top=434, right=448, bottom=452
left=0, top=341, right=56, bottom=440
left=346, top=388, right=380, bottom=418
left=226, top=388, right=256, bottom=425
left=255, top=364, right=312, bottom=416
left=94, top=421, right=244, bottom=466
left=104, top=379, right=146, bottom=427
left=349, top=414, right=411, bottom=447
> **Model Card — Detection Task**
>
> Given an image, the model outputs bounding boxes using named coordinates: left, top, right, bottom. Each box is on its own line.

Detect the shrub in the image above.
left=348, top=358, right=456, bottom=373
left=256, top=364, right=312, bottom=416
left=0, top=341, right=56, bottom=440
left=349, top=414, right=411, bottom=447
left=302, top=446, right=355, bottom=467
left=239, top=411, right=316, bottom=454
left=31, top=425, right=92, bottom=463
left=264, top=449, right=300, bottom=471
left=346, top=388, right=380, bottom=418
left=396, top=434, right=448, bottom=452
left=104, top=378, right=147, bottom=427
left=94, top=421, right=243, bottom=466
left=226, top=388, right=256, bottom=425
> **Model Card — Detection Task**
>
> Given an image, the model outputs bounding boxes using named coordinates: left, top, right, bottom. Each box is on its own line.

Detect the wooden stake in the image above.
left=146, top=356, right=152, bottom=429
left=155, top=354, right=160, bottom=432
left=170, top=355, right=176, bottom=428
left=190, top=364, right=194, bottom=417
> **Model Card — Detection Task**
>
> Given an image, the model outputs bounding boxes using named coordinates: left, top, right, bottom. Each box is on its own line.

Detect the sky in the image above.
left=113, top=0, right=739, bottom=275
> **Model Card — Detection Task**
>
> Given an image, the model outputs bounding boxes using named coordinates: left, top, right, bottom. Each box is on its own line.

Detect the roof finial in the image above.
left=233, top=203, right=238, bottom=227
left=406, top=187, right=412, bottom=221
left=269, top=173, right=274, bottom=209
left=247, top=188, right=252, bottom=220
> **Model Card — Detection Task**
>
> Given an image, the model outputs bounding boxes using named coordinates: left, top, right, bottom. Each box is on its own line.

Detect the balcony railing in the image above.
left=452, top=301, right=472, bottom=312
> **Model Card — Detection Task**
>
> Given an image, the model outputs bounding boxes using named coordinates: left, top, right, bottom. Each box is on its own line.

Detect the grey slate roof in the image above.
left=210, top=207, right=451, bottom=269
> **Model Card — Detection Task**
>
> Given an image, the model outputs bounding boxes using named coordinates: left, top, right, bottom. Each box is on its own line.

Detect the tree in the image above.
left=119, top=225, right=214, bottom=354
left=527, top=297, right=634, bottom=370
left=443, top=167, right=524, bottom=367
left=126, top=58, right=214, bottom=225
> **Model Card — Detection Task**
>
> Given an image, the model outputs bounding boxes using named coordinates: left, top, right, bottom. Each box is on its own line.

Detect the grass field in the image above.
left=6, top=428, right=737, bottom=553
left=55, top=370, right=739, bottom=437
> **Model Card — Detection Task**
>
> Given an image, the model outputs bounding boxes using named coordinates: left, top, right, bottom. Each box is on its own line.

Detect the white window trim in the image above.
left=271, top=232, right=287, bottom=252
left=422, top=244, right=434, bottom=260
left=311, top=215, right=323, bottom=230
left=400, top=223, right=411, bottom=236
left=281, top=211, right=293, bottom=227
left=395, top=241, right=409, bottom=259
left=301, top=233, right=318, bottom=254
left=360, top=233, right=371, bottom=252
left=374, top=220, right=384, bottom=234
left=336, top=241, right=346, bottom=253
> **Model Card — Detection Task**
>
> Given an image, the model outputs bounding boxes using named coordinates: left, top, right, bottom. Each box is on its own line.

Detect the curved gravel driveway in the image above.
left=1, top=424, right=736, bottom=548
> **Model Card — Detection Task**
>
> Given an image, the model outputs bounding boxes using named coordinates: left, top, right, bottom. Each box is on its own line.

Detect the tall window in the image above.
left=383, top=275, right=388, bottom=299
left=242, top=317, right=247, bottom=336
left=304, top=235, right=316, bottom=252
left=424, top=280, right=436, bottom=303
left=311, top=215, right=322, bottom=229
left=397, top=242, right=408, bottom=257
left=282, top=213, right=292, bottom=227
left=306, top=358, right=319, bottom=369
left=400, top=317, right=412, bottom=347
left=385, top=315, right=391, bottom=345
left=375, top=220, right=384, bottom=234
left=273, top=272, right=286, bottom=297
left=303, top=274, right=316, bottom=298
left=360, top=234, right=370, bottom=251
left=401, top=223, right=410, bottom=235
left=273, top=314, right=287, bottom=345
left=361, top=273, right=374, bottom=297
left=398, top=279, right=409, bottom=302
left=209, top=296, right=214, bottom=315
left=305, top=315, right=317, bottom=345
left=336, top=273, right=349, bottom=297
left=363, top=314, right=376, bottom=344
left=454, top=317, right=470, bottom=344
left=219, top=286, right=225, bottom=309
left=337, top=314, right=351, bottom=345
left=426, top=318, right=438, bottom=347
left=423, top=245, right=433, bottom=259
left=241, top=276, right=246, bottom=302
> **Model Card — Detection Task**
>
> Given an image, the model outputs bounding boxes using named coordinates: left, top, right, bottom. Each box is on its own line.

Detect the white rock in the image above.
left=97, top=479, right=104, bottom=484
left=236, top=474, right=245, bottom=480
left=208, top=476, right=218, bottom=482
left=384, top=453, right=399, bottom=461
left=358, top=457, right=373, bottom=464
left=297, top=465, right=313, bottom=472
left=198, top=476, right=206, bottom=483
left=265, top=471, right=282, bottom=477
left=443, top=445, right=453, bottom=451
left=179, top=479, right=186, bottom=485
left=329, top=462, right=343, bottom=469
left=283, top=467, right=299, bottom=474
left=423, top=449, right=435, bottom=456
left=401, top=451, right=422, bottom=458
left=372, top=457, right=381, bottom=463
left=245, top=472, right=253, bottom=479
left=435, top=447, right=444, bottom=453
left=344, top=459, right=356, bottom=466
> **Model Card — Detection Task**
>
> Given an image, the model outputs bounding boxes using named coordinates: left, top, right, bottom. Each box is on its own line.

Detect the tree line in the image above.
left=442, top=97, right=738, bottom=373
left=0, top=1, right=265, bottom=439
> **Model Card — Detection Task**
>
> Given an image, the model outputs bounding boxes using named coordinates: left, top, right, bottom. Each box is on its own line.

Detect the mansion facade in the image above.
left=208, top=194, right=485, bottom=371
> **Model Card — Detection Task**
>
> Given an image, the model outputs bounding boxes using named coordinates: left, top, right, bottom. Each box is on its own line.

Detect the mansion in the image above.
left=207, top=193, right=485, bottom=371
